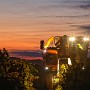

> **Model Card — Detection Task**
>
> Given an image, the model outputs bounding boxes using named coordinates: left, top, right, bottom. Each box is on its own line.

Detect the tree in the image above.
left=0, top=49, right=38, bottom=90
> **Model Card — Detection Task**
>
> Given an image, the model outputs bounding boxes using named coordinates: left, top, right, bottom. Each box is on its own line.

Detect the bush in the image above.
left=57, top=64, right=90, bottom=90
left=0, top=49, right=38, bottom=90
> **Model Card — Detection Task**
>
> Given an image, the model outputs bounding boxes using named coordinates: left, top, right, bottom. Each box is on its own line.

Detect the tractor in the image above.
left=40, top=35, right=89, bottom=89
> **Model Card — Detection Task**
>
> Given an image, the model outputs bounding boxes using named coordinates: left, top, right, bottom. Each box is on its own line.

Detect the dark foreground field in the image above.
left=0, top=55, right=90, bottom=90
left=29, top=58, right=90, bottom=90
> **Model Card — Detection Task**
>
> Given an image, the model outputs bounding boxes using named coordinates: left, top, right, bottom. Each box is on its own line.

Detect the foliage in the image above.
left=0, top=49, right=39, bottom=90
left=56, top=64, right=90, bottom=90
left=60, top=65, right=81, bottom=90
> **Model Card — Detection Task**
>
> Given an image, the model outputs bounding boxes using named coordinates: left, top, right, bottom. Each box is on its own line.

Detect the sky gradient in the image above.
left=0, top=0, right=90, bottom=59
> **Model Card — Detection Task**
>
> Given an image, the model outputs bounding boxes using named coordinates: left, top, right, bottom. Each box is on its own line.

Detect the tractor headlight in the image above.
left=45, top=66, right=49, bottom=70
left=82, top=67, right=85, bottom=70
left=83, top=37, right=89, bottom=41
left=69, top=37, right=76, bottom=42
left=43, top=49, right=47, bottom=53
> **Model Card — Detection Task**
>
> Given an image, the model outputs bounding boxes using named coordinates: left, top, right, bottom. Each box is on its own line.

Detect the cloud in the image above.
left=39, top=4, right=62, bottom=9
left=79, top=4, right=90, bottom=9
left=78, top=1, right=90, bottom=9
left=71, top=25, right=90, bottom=34
left=79, top=25, right=90, bottom=34
left=62, top=0, right=90, bottom=10
left=38, top=15, right=90, bottom=18
left=79, top=25, right=90, bottom=30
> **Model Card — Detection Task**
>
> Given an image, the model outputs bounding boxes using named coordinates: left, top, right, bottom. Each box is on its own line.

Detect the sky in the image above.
left=0, top=0, right=90, bottom=59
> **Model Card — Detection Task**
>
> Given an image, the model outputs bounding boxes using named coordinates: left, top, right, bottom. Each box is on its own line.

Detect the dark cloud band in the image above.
left=10, top=50, right=42, bottom=57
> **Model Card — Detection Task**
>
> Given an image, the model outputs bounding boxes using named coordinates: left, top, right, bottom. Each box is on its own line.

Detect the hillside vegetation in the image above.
left=0, top=48, right=38, bottom=90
